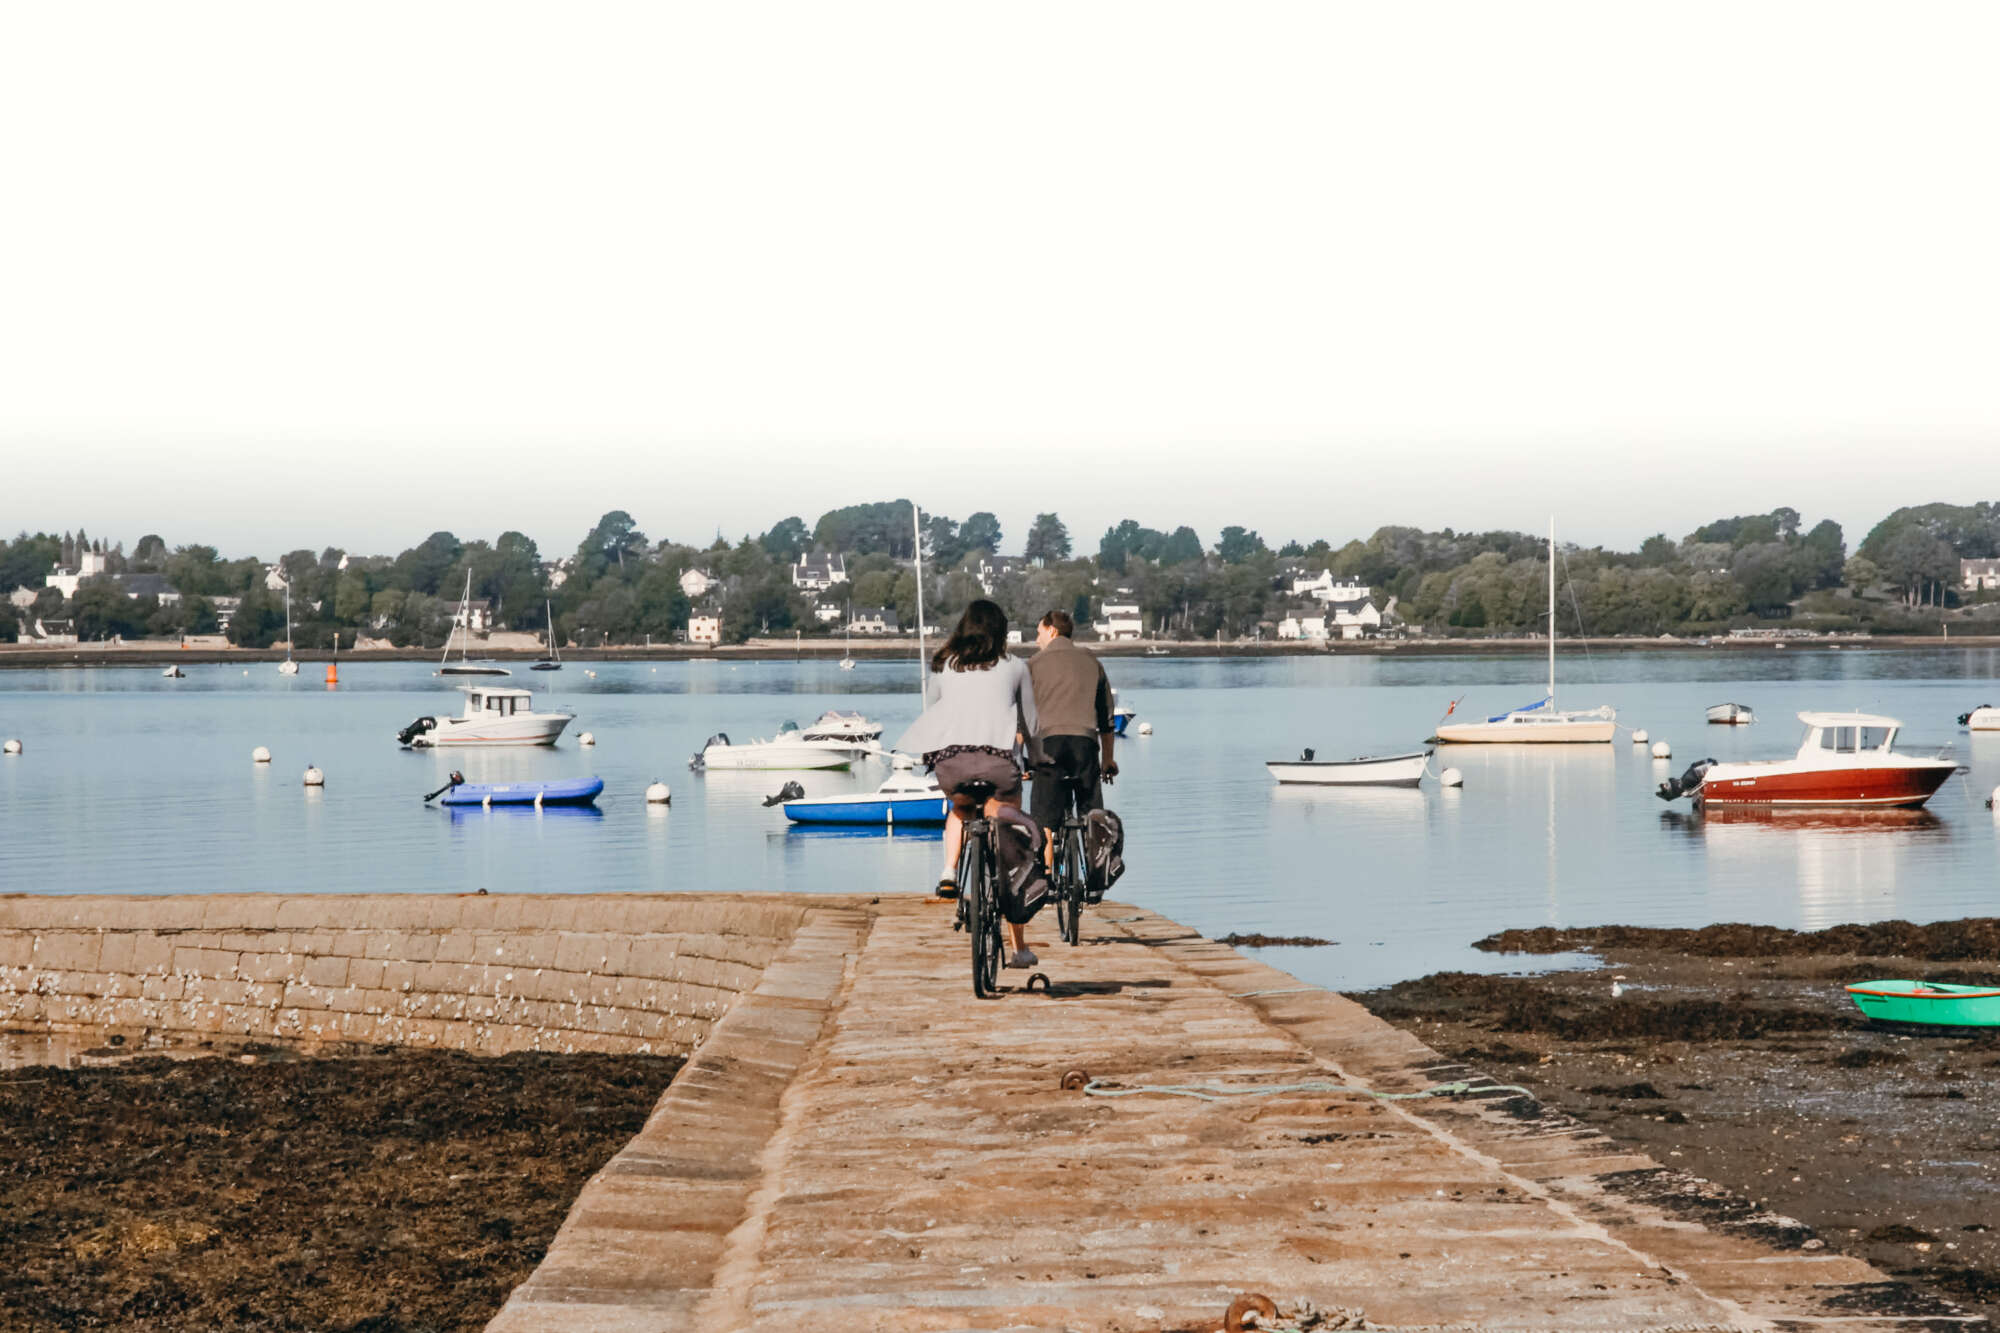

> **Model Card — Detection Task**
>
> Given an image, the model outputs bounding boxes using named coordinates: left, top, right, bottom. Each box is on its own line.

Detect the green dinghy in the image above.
left=1846, top=980, right=2000, bottom=1027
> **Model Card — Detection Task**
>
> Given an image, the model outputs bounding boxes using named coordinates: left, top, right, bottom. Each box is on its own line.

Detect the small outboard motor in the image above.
left=397, top=716, right=438, bottom=747
left=1656, top=758, right=1716, bottom=803
left=688, top=733, right=730, bottom=771
left=1299, top=748, right=1316, bottom=761
left=1958, top=705, right=1992, bottom=726
left=761, top=781, right=806, bottom=808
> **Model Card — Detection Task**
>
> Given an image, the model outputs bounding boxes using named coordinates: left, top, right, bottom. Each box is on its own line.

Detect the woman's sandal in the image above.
left=932, top=878, right=960, bottom=900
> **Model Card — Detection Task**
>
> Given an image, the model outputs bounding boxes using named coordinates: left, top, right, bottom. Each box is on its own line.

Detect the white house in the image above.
left=680, top=567, right=719, bottom=599
left=1277, top=614, right=1329, bottom=642
left=851, top=606, right=899, bottom=635
left=1291, top=569, right=1372, bottom=607
left=263, top=564, right=290, bottom=592
left=687, top=614, right=721, bottom=645
left=44, top=548, right=109, bottom=599
left=814, top=600, right=844, bottom=624
left=452, top=598, right=494, bottom=633
left=1331, top=601, right=1382, bottom=639
left=121, top=573, right=181, bottom=605
left=1963, top=558, right=2000, bottom=592
left=791, top=552, right=847, bottom=593
left=975, top=555, right=1025, bottom=594
left=28, top=617, right=77, bottom=645
left=1092, top=601, right=1143, bottom=640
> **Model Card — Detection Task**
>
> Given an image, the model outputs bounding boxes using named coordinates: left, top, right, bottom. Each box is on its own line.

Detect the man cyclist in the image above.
left=1025, top=610, right=1116, bottom=856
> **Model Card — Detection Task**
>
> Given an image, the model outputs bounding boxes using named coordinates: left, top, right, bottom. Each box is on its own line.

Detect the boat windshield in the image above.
left=1811, top=724, right=1893, bottom=752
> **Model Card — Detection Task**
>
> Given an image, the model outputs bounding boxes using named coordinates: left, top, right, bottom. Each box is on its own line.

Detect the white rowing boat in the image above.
left=1265, top=749, right=1430, bottom=787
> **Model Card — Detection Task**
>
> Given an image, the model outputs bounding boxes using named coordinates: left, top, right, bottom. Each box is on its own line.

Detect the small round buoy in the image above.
left=1631, top=729, right=1649, bottom=744
left=252, top=746, right=272, bottom=764
left=2, top=739, right=20, bottom=755
left=1438, top=767, right=1464, bottom=788
left=1137, top=721, right=1154, bottom=736
left=578, top=731, right=596, bottom=747
left=302, top=765, right=324, bottom=787
left=1651, top=741, right=1672, bottom=759
left=646, top=781, right=671, bottom=805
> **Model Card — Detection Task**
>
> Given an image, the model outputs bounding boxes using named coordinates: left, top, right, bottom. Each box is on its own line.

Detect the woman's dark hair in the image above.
left=933, top=599, right=1009, bottom=672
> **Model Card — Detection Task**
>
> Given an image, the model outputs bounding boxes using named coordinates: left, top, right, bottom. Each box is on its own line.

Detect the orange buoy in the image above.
left=325, top=661, right=338, bottom=685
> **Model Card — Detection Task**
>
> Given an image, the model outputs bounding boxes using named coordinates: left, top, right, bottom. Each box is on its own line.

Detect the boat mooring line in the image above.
left=1229, top=986, right=1321, bottom=998
left=1080, top=1076, right=1537, bottom=1105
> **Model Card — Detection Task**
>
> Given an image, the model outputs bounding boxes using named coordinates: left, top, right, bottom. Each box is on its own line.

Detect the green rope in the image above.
left=1082, top=1076, right=1536, bottom=1104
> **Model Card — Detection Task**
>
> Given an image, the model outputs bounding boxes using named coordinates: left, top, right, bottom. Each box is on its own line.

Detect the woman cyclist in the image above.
left=894, top=599, right=1043, bottom=968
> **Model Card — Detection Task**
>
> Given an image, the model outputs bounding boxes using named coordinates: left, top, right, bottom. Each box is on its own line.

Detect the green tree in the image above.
left=1843, top=555, right=1881, bottom=594
left=579, top=510, right=646, bottom=577
left=959, top=512, right=1002, bottom=555
left=130, top=534, right=168, bottom=570
left=760, top=516, right=811, bottom=561
left=1215, top=526, right=1268, bottom=564
left=1024, top=513, right=1071, bottom=562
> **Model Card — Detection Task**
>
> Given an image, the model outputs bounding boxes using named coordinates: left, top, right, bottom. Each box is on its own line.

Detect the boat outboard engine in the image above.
left=1655, top=758, right=1716, bottom=803
left=761, top=781, right=806, bottom=808
left=688, top=733, right=730, bottom=771
left=1299, top=748, right=1316, bottom=761
left=397, top=716, right=439, bottom=747
left=1959, top=705, right=1992, bottom=726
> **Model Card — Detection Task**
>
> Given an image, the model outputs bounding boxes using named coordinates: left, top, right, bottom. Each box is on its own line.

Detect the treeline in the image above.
left=4, top=498, right=1999, bottom=646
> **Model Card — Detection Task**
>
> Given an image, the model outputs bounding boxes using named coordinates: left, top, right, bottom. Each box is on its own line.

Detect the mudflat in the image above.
left=0, top=1048, right=679, bottom=1333
left=1360, top=917, right=2000, bottom=1321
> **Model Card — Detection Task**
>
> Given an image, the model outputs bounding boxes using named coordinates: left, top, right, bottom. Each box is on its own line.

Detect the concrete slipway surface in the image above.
left=489, top=900, right=1968, bottom=1333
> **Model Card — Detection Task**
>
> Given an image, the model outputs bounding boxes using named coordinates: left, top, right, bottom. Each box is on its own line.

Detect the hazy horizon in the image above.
left=4, top=2, right=1995, bottom=561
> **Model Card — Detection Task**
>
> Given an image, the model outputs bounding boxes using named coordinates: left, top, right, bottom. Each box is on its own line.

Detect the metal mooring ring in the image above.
left=1025, top=971, right=1051, bottom=993
left=1060, top=1068, right=1090, bottom=1091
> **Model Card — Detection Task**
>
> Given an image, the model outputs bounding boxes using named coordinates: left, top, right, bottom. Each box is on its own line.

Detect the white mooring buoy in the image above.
left=303, top=765, right=325, bottom=787
left=646, top=782, right=671, bottom=805
left=1136, top=721, right=1154, bottom=736
left=1631, top=729, right=1649, bottom=744
left=1438, top=767, right=1464, bottom=788
left=1650, top=741, right=1672, bottom=760
left=2, top=739, right=19, bottom=756
left=578, top=732, right=596, bottom=747
left=252, top=746, right=272, bottom=764
left=1989, top=785, right=2000, bottom=812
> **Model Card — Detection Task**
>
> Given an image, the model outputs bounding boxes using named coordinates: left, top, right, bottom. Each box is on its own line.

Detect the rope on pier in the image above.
left=1229, top=986, right=1320, bottom=998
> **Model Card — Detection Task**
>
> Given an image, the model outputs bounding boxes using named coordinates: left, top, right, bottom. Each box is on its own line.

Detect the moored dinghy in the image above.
left=1706, top=702, right=1755, bottom=725
left=430, top=774, right=604, bottom=807
left=1846, top=980, right=2000, bottom=1027
left=1265, top=748, right=1430, bottom=787
left=1960, top=704, right=2000, bottom=731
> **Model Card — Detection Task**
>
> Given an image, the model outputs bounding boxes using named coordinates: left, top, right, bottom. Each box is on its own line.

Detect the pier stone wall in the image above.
left=0, top=894, right=812, bottom=1058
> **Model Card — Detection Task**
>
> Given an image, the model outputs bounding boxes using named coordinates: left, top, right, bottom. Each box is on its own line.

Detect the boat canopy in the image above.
left=1487, top=696, right=1551, bottom=723
left=1796, top=711, right=1900, bottom=754
left=1797, top=711, right=1899, bottom=728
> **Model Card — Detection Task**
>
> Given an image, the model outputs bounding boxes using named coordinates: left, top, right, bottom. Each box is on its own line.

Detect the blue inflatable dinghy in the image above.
left=432, top=775, right=604, bottom=807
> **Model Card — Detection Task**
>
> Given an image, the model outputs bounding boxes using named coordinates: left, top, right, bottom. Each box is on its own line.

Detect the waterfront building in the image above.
left=850, top=606, right=899, bottom=635
left=791, top=552, right=847, bottom=593
left=1093, top=601, right=1143, bottom=640
left=687, top=614, right=721, bottom=645
left=1963, top=558, right=2000, bottom=592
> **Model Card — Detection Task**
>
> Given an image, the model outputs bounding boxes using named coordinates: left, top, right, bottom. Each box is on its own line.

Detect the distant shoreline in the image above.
left=0, top=633, right=1992, bottom=670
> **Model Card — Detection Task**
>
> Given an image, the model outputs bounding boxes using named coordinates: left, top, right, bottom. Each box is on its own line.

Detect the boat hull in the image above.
left=440, top=777, right=603, bottom=807
left=700, top=742, right=853, bottom=771
left=1847, top=980, right=2000, bottom=1026
left=414, top=714, right=573, bottom=747
left=783, top=794, right=950, bottom=825
left=1111, top=713, right=1134, bottom=737
left=1698, top=762, right=1955, bottom=807
left=1266, top=752, right=1428, bottom=786
left=1967, top=707, right=2000, bottom=731
left=1436, top=716, right=1616, bottom=743
left=1706, top=704, right=1753, bottom=725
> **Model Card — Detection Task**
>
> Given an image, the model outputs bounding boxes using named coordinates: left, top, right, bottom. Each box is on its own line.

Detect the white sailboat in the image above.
left=276, top=584, right=299, bottom=675
left=838, top=607, right=855, bottom=671
left=1435, top=519, right=1615, bottom=744
left=531, top=600, right=562, bottom=671
left=437, top=569, right=510, bottom=677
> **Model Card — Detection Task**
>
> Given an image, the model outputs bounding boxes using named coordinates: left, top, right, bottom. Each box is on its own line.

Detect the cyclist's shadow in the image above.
left=1022, top=977, right=1173, bottom=1001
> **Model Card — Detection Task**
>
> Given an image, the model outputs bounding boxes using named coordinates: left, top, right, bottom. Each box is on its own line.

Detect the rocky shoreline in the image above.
left=1358, top=918, right=2000, bottom=1321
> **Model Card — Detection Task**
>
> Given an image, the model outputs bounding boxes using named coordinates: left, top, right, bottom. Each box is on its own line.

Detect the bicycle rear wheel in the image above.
left=968, top=830, right=1002, bottom=998
left=1057, top=822, right=1085, bottom=946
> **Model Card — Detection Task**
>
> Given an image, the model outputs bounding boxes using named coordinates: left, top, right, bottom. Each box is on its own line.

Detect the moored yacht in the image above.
left=397, top=686, right=574, bottom=748
left=1657, top=711, right=1957, bottom=808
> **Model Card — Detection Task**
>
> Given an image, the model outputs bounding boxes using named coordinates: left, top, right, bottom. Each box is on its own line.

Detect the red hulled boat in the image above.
left=1656, top=711, right=1957, bottom=809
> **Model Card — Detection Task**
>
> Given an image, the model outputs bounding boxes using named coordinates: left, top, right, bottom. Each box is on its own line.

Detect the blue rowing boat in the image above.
left=437, top=777, right=604, bottom=808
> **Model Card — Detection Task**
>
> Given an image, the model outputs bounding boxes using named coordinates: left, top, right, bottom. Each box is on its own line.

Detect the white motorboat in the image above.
left=436, top=569, right=510, bottom=677
left=1959, top=704, right=2000, bottom=731
left=1707, top=702, right=1755, bottom=725
left=1436, top=519, right=1616, bottom=744
left=800, top=710, right=884, bottom=744
left=1266, top=748, right=1430, bottom=787
left=397, top=686, right=574, bottom=748
left=1657, top=711, right=1958, bottom=808
left=277, top=584, right=299, bottom=675
left=161, top=664, right=185, bottom=678
left=692, top=732, right=854, bottom=772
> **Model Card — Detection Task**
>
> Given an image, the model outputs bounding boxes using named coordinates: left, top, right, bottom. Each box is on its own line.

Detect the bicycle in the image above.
left=1046, top=767, right=1112, bottom=947
left=949, top=780, right=1005, bottom=998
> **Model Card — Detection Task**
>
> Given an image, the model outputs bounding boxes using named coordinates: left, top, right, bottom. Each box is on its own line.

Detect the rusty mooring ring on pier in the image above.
left=1060, top=1068, right=1089, bottom=1091
left=1025, top=971, right=1051, bottom=993
left=1222, top=1292, right=1279, bottom=1332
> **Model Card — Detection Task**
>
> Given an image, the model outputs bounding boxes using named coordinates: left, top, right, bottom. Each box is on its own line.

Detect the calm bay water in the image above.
left=4, top=648, right=2000, bottom=991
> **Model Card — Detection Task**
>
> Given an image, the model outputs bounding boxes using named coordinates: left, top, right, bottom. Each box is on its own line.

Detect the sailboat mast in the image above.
left=913, top=503, right=928, bottom=702
left=1547, top=516, right=1556, bottom=706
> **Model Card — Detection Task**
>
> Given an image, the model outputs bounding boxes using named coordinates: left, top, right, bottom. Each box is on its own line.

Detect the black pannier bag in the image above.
left=1083, top=808, right=1124, bottom=903
left=991, top=807, right=1050, bottom=926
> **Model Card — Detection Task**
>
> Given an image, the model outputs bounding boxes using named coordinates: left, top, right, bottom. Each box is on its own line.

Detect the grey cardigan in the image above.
left=894, top=655, right=1039, bottom=760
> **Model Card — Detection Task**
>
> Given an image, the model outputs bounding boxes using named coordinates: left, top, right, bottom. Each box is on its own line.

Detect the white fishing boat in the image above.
left=692, top=732, right=854, bottom=771
left=161, top=664, right=185, bottom=679
left=1266, top=748, right=1429, bottom=787
left=437, top=570, right=510, bottom=677
left=1658, top=712, right=1957, bottom=808
left=396, top=686, right=574, bottom=748
left=276, top=584, right=299, bottom=675
left=1435, top=519, right=1615, bottom=744
left=1707, top=702, right=1755, bottom=726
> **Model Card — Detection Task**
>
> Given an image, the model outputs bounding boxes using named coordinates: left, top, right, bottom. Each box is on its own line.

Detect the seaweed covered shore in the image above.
left=1360, top=920, right=2000, bottom=1320
left=0, top=1047, right=679, bottom=1332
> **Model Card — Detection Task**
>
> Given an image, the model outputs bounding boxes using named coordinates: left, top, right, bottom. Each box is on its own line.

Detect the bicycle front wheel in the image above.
left=969, top=834, right=1001, bottom=998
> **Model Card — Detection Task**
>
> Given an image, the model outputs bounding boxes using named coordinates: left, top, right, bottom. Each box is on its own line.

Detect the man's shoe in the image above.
left=1006, top=948, right=1039, bottom=969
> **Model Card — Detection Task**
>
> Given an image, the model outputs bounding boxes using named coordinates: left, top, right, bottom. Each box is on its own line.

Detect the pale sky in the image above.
left=2, top=1, right=1995, bottom=561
